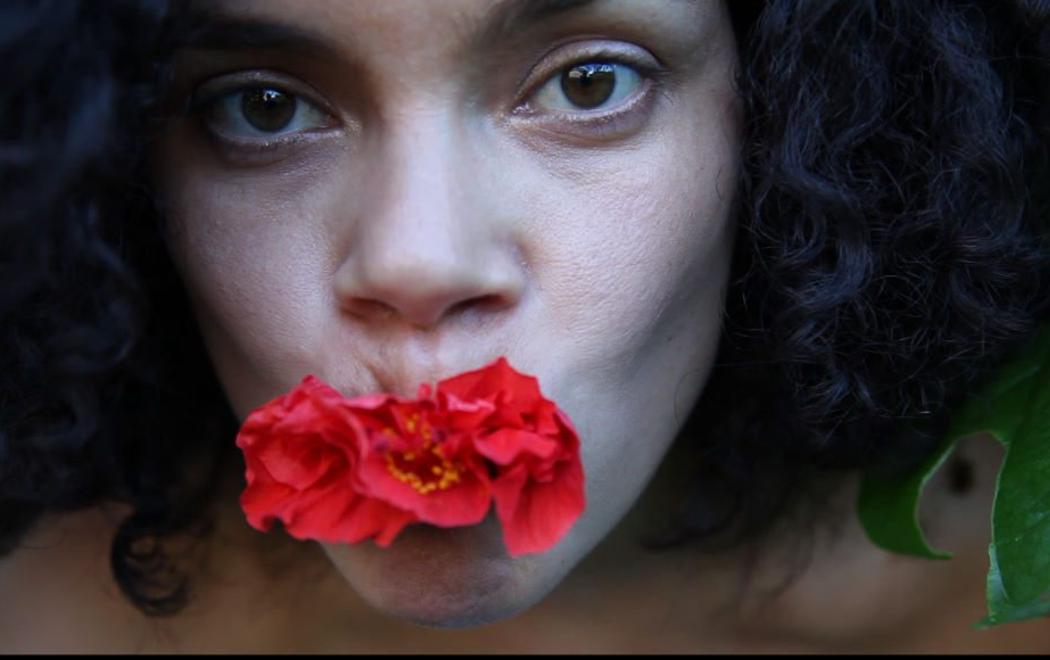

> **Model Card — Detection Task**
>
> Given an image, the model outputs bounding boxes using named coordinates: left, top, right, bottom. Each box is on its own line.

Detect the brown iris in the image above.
left=560, top=63, right=617, bottom=109
left=241, top=88, right=296, bottom=132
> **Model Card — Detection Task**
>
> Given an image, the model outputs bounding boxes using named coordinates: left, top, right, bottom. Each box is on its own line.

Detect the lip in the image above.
left=319, top=512, right=520, bottom=627
left=355, top=355, right=503, bottom=399
left=368, top=365, right=458, bottom=399
left=377, top=509, right=509, bottom=558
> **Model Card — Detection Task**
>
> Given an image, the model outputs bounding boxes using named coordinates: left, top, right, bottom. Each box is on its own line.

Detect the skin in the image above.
left=2, top=0, right=1050, bottom=652
left=156, top=0, right=738, bottom=628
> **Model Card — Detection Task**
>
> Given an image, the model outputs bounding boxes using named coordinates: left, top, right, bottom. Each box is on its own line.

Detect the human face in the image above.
left=156, top=0, right=741, bottom=628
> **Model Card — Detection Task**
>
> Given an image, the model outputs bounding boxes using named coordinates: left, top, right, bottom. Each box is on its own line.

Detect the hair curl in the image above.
left=0, top=0, right=1047, bottom=616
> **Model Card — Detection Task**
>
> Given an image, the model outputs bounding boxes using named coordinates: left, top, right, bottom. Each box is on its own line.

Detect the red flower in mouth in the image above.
left=437, top=358, right=586, bottom=556
left=350, top=395, right=493, bottom=528
left=235, top=357, right=586, bottom=556
left=235, top=377, right=416, bottom=546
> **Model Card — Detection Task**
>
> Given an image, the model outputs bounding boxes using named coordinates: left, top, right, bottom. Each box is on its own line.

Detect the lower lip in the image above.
left=319, top=511, right=512, bottom=571
left=385, top=512, right=509, bottom=560
left=322, top=515, right=523, bottom=624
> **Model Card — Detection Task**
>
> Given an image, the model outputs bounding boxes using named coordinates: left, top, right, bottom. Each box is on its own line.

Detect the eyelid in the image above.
left=183, top=69, right=344, bottom=162
left=514, top=40, right=666, bottom=112
left=187, top=69, right=337, bottom=122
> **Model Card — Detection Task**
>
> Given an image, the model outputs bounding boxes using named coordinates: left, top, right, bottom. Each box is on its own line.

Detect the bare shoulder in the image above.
left=734, top=432, right=1050, bottom=652
left=0, top=505, right=153, bottom=653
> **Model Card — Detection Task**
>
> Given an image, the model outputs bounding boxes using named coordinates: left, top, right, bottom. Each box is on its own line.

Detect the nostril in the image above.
left=449, top=295, right=483, bottom=314
left=334, top=246, right=525, bottom=328
left=344, top=293, right=507, bottom=327
left=448, top=294, right=507, bottom=319
left=345, top=298, right=397, bottom=321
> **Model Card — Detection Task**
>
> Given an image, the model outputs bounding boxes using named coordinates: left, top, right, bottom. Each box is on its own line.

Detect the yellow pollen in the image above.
left=384, top=443, right=463, bottom=495
left=404, top=413, right=420, bottom=433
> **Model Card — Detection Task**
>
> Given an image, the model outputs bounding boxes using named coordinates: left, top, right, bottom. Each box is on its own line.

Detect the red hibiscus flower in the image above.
left=235, top=357, right=586, bottom=556
left=236, top=377, right=416, bottom=546
left=436, top=358, right=586, bottom=556
left=350, top=393, right=493, bottom=528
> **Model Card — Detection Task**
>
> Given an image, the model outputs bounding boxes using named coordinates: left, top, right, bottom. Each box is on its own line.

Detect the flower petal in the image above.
left=491, top=458, right=586, bottom=556
left=438, top=391, right=497, bottom=431
left=438, top=357, right=543, bottom=407
left=240, top=480, right=298, bottom=532
left=286, top=486, right=417, bottom=546
left=255, top=440, right=344, bottom=490
left=348, top=497, right=419, bottom=547
left=473, top=428, right=559, bottom=465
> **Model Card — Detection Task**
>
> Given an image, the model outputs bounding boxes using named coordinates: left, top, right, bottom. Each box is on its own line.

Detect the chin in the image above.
left=319, top=515, right=560, bottom=628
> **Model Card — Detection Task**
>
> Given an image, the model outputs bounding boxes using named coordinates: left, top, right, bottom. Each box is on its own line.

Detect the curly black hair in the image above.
left=1, top=0, right=1047, bottom=617
left=0, top=0, right=237, bottom=614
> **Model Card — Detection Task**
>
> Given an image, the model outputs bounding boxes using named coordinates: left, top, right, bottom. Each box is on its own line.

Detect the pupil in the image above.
left=241, top=88, right=296, bottom=132
left=560, top=63, right=616, bottom=109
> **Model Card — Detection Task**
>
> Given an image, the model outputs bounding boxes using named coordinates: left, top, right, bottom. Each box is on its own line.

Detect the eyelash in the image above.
left=513, top=49, right=669, bottom=139
left=187, top=49, right=668, bottom=154
left=186, top=75, right=336, bottom=156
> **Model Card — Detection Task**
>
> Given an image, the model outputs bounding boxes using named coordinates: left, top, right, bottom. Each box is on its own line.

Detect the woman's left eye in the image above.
left=531, top=61, right=644, bottom=113
left=201, top=87, right=330, bottom=140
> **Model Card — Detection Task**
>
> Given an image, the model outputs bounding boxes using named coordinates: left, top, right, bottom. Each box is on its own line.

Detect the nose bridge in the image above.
left=335, top=104, right=519, bottom=329
left=378, top=105, right=461, bottom=244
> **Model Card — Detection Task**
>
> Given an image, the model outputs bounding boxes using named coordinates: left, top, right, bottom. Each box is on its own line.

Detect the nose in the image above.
left=333, top=111, right=524, bottom=330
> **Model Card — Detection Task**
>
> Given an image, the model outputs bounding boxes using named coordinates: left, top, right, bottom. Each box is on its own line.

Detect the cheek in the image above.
left=521, top=95, right=739, bottom=421
left=526, top=105, right=738, bottom=511
left=156, top=146, right=354, bottom=415
left=538, top=154, right=733, bottom=363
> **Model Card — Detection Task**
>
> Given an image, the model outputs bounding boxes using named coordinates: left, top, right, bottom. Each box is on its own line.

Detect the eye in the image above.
left=202, top=86, right=330, bottom=140
left=532, top=62, right=643, bottom=112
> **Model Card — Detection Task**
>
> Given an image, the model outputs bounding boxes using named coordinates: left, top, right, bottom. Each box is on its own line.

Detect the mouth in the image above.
left=321, top=513, right=527, bottom=628
left=371, top=510, right=509, bottom=558
left=237, top=354, right=585, bottom=562
left=356, top=354, right=510, bottom=399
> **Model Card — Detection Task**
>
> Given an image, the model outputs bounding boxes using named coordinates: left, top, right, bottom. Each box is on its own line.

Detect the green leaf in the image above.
left=858, top=330, right=1048, bottom=560
left=945, top=358, right=1043, bottom=447
left=976, top=545, right=1050, bottom=628
left=857, top=435, right=955, bottom=559
left=858, top=324, right=1050, bottom=627
left=988, top=330, right=1050, bottom=610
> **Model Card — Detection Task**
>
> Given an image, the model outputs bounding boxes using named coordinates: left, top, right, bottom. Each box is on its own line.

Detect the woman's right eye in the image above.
left=199, top=86, right=331, bottom=141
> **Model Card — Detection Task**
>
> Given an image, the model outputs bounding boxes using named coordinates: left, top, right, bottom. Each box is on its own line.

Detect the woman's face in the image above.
left=157, top=0, right=741, bottom=628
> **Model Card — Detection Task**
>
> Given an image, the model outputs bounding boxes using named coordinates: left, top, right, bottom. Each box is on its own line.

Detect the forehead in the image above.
left=184, top=0, right=715, bottom=61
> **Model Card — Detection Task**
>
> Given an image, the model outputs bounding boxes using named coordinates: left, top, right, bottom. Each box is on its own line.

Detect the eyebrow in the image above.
left=177, top=12, right=340, bottom=58
left=476, top=0, right=601, bottom=48
left=177, top=0, right=603, bottom=57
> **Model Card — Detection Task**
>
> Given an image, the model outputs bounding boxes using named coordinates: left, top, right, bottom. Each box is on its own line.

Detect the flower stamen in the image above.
left=385, top=441, right=463, bottom=495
